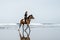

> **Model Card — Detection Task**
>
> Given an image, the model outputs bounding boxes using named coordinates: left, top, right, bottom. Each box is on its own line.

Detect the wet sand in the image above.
left=0, top=25, right=60, bottom=40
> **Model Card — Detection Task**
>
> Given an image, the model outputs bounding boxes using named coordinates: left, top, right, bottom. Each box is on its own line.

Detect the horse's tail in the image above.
left=19, top=19, right=22, bottom=29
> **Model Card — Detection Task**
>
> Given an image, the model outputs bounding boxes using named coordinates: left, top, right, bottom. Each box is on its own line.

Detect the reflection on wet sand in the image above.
left=18, top=29, right=30, bottom=40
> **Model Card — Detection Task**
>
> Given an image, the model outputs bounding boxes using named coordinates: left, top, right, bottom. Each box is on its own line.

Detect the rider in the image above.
left=24, top=11, right=28, bottom=23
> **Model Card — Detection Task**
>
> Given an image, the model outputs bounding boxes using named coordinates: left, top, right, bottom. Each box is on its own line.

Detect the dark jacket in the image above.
left=24, top=11, right=28, bottom=23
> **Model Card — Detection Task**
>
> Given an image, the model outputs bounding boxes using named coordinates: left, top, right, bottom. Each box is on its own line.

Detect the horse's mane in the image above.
left=27, top=15, right=32, bottom=19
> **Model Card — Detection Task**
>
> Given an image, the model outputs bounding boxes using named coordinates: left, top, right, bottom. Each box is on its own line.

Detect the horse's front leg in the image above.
left=25, top=24, right=31, bottom=35
left=28, top=25, right=31, bottom=35
left=25, top=24, right=29, bottom=31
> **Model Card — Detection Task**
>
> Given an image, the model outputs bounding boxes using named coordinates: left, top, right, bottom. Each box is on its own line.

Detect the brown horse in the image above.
left=19, top=14, right=34, bottom=29
left=19, top=14, right=34, bottom=36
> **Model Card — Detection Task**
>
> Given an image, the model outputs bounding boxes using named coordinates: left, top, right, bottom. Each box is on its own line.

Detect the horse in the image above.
left=19, top=14, right=34, bottom=37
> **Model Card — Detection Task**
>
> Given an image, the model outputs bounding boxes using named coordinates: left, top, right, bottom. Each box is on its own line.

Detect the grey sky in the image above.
left=0, top=0, right=60, bottom=23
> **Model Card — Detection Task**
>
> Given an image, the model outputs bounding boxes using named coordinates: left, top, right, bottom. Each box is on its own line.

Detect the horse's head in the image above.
left=28, top=14, right=34, bottom=19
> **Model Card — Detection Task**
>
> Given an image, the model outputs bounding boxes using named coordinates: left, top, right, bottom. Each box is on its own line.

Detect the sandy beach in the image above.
left=0, top=24, right=60, bottom=40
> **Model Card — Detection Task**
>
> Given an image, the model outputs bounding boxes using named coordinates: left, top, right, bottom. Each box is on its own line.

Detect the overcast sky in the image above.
left=0, top=0, right=60, bottom=23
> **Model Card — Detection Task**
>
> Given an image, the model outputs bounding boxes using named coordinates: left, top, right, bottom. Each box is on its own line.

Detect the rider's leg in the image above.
left=25, top=18, right=26, bottom=23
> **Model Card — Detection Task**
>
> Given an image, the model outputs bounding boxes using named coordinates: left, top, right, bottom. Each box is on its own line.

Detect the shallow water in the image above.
left=0, top=24, right=60, bottom=40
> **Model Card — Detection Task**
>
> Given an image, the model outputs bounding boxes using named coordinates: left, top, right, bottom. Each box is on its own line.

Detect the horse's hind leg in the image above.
left=25, top=24, right=30, bottom=31
left=19, top=24, right=21, bottom=29
left=22, top=24, right=24, bottom=37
